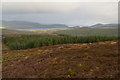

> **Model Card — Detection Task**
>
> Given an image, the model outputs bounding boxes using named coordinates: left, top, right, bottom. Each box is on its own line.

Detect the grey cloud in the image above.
left=2, top=2, right=118, bottom=26
left=2, top=2, right=80, bottom=14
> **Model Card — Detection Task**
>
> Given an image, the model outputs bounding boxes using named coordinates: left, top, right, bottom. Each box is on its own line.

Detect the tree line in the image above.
left=3, top=34, right=118, bottom=50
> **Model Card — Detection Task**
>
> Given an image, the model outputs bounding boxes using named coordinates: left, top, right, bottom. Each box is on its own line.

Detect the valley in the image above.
left=1, top=23, right=119, bottom=78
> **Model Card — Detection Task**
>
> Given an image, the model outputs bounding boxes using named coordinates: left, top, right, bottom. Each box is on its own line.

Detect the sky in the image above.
left=2, top=2, right=118, bottom=26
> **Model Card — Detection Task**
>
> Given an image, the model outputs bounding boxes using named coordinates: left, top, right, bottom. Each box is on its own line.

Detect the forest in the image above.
left=4, top=34, right=118, bottom=50
left=54, top=28, right=118, bottom=36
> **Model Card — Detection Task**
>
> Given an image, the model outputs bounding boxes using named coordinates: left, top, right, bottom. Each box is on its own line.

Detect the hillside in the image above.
left=2, top=40, right=119, bottom=78
left=2, top=21, right=68, bottom=30
left=2, top=29, right=36, bottom=35
left=54, top=28, right=118, bottom=36
left=90, top=23, right=118, bottom=28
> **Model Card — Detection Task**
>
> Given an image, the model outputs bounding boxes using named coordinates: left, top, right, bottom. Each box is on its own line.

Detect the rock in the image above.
left=58, top=46, right=64, bottom=49
left=111, top=42, right=117, bottom=44
left=89, top=43, right=92, bottom=44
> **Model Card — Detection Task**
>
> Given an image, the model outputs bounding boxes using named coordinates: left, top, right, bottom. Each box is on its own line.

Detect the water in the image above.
left=16, top=28, right=68, bottom=31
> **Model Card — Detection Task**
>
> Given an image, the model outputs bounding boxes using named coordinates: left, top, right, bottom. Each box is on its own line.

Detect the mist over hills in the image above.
left=90, top=23, right=118, bottom=28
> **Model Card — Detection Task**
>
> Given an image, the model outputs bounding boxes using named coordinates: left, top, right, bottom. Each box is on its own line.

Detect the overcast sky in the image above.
left=2, top=2, right=118, bottom=26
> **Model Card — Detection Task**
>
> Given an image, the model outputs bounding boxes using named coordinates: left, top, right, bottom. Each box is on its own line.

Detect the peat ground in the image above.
left=2, top=40, right=119, bottom=78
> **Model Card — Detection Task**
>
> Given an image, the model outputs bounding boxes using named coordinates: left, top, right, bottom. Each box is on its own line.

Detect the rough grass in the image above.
left=3, top=49, right=52, bottom=62
left=2, top=40, right=119, bottom=78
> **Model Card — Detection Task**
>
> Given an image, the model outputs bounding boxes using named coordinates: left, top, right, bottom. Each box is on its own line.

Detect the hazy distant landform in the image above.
left=2, top=20, right=118, bottom=31
left=2, top=21, right=68, bottom=30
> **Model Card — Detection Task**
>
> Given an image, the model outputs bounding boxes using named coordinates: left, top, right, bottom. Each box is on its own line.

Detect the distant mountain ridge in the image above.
left=2, top=20, right=118, bottom=30
left=2, top=21, right=69, bottom=30
left=90, top=23, right=118, bottom=28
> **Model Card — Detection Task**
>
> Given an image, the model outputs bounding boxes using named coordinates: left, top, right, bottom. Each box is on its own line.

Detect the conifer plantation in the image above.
left=4, top=34, right=118, bottom=50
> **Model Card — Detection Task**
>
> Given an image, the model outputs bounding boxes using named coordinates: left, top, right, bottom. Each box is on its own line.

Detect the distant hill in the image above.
left=2, top=29, right=36, bottom=35
left=54, top=28, right=118, bottom=36
left=69, top=26, right=80, bottom=29
left=2, top=21, right=118, bottom=30
left=2, top=21, right=69, bottom=30
left=80, top=27, right=90, bottom=28
left=90, top=23, right=118, bottom=28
